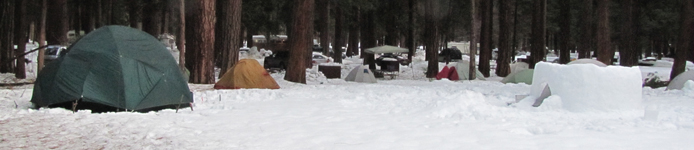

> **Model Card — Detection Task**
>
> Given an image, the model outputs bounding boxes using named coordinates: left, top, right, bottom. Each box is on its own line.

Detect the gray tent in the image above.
left=454, top=60, right=486, bottom=80
left=568, top=59, right=607, bottom=67
left=345, top=65, right=377, bottom=83
left=502, top=69, right=534, bottom=84
left=667, top=70, right=694, bottom=90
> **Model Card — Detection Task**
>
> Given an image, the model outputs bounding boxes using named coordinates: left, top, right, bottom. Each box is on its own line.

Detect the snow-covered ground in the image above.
left=1, top=43, right=694, bottom=149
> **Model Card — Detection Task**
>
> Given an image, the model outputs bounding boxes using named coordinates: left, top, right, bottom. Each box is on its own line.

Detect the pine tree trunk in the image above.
left=128, top=0, right=142, bottom=28
left=425, top=0, right=440, bottom=78
left=619, top=0, right=639, bottom=66
left=284, top=0, right=314, bottom=84
left=479, top=0, right=492, bottom=77
left=596, top=0, right=612, bottom=65
left=469, top=0, right=480, bottom=80
left=144, top=0, right=162, bottom=37
left=333, top=5, right=344, bottom=63
left=496, top=0, right=512, bottom=77
left=216, top=0, right=243, bottom=79
left=559, top=0, right=571, bottom=64
left=177, top=0, right=185, bottom=70
left=347, top=6, right=360, bottom=58
left=407, top=0, right=415, bottom=62
left=529, top=0, right=546, bottom=68
left=317, top=0, right=330, bottom=55
left=578, top=0, right=593, bottom=59
left=47, top=0, right=68, bottom=46
left=37, top=0, right=47, bottom=73
left=185, top=0, right=215, bottom=84
left=1, top=0, right=15, bottom=73
left=361, top=11, right=377, bottom=69
left=511, top=0, right=519, bottom=61
left=671, top=0, right=692, bottom=80
left=14, top=0, right=27, bottom=79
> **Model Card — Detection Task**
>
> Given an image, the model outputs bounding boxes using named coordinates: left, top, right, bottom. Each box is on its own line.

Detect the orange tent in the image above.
left=214, top=59, right=280, bottom=89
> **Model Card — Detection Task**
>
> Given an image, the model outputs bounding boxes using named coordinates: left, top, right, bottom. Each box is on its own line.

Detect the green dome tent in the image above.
left=501, top=69, right=534, bottom=84
left=31, top=25, right=193, bottom=112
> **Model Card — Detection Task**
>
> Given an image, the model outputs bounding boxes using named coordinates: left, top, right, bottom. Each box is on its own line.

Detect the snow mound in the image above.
left=527, top=62, right=642, bottom=112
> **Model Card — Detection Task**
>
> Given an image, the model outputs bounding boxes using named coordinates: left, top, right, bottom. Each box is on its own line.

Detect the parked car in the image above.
left=438, top=48, right=463, bottom=62
left=311, top=52, right=332, bottom=65
left=44, top=45, right=68, bottom=63
left=376, top=53, right=409, bottom=66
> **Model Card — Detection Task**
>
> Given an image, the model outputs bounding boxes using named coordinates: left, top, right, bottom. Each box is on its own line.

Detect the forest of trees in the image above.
left=0, top=0, right=691, bottom=84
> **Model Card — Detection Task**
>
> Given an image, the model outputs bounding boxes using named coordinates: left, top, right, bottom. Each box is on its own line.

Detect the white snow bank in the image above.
left=527, top=62, right=642, bottom=112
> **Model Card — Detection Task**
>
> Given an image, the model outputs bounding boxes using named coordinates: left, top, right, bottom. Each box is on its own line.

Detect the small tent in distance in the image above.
left=214, top=59, right=280, bottom=89
left=667, top=70, right=694, bottom=90
left=345, top=65, right=377, bottom=83
left=454, top=60, right=485, bottom=80
left=502, top=69, right=534, bottom=84
left=31, top=25, right=193, bottom=112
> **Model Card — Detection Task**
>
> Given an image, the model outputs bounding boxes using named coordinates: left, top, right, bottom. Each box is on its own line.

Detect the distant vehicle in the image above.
left=311, top=52, right=332, bottom=65
left=264, top=51, right=290, bottom=69
left=438, top=48, right=463, bottom=62
left=44, top=45, right=68, bottom=63
left=376, top=53, right=409, bottom=66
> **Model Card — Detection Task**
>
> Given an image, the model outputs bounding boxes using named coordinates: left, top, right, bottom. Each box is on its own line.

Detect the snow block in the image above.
left=528, top=62, right=642, bottom=112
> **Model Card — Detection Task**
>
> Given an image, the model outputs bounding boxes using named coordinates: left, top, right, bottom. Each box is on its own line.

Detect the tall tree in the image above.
left=128, top=0, right=142, bottom=29
left=424, top=0, right=441, bottom=78
left=333, top=4, right=344, bottom=63
left=496, top=0, right=513, bottom=77
left=671, top=0, right=692, bottom=80
left=596, top=0, right=612, bottom=65
left=177, top=0, right=185, bottom=70
left=284, top=0, right=314, bottom=83
left=407, top=0, right=416, bottom=62
left=558, top=0, right=571, bottom=64
left=143, top=0, right=163, bottom=37
left=578, top=0, right=593, bottom=59
left=215, top=0, right=243, bottom=78
left=361, top=11, right=377, bottom=69
left=47, top=0, right=68, bottom=46
left=14, top=0, right=27, bottom=79
left=1, top=0, right=15, bottom=73
left=479, top=0, right=492, bottom=77
left=469, top=0, right=480, bottom=80
left=529, top=0, right=546, bottom=68
left=185, top=0, right=215, bottom=84
left=317, top=0, right=330, bottom=55
left=347, top=6, right=360, bottom=58
left=619, top=0, right=639, bottom=66
left=37, top=0, right=47, bottom=73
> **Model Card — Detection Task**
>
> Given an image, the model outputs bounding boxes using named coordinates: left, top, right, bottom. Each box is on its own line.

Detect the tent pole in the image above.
left=175, top=95, right=184, bottom=113
left=71, top=99, right=80, bottom=113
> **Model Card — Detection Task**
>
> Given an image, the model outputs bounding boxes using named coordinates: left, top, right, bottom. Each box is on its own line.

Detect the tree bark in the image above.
left=215, top=0, right=243, bottom=79
left=479, top=0, right=492, bottom=77
left=361, top=11, right=377, bottom=69
left=144, top=0, right=163, bottom=37
left=47, top=0, right=68, bottom=46
left=558, top=0, right=571, bottom=64
left=619, top=0, right=639, bottom=66
left=284, top=0, right=314, bottom=84
left=424, top=0, right=440, bottom=78
left=347, top=6, right=360, bottom=58
left=317, top=0, right=330, bottom=55
left=128, top=0, right=142, bottom=29
left=37, top=0, right=47, bottom=73
left=333, top=5, right=344, bottom=63
left=177, top=0, right=185, bottom=71
left=496, top=0, right=513, bottom=77
left=469, top=0, right=480, bottom=80
left=185, top=0, right=215, bottom=84
left=529, top=0, right=546, bottom=68
left=511, top=0, right=519, bottom=61
left=578, top=0, right=593, bottom=59
left=1, top=0, right=15, bottom=73
left=14, top=0, right=27, bottom=79
left=671, top=0, right=692, bottom=80
left=407, top=0, right=415, bottom=63
left=596, top=0, right=612, bottom=65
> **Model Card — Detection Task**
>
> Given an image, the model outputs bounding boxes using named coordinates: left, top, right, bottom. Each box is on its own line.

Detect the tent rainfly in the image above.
left=345, top=65, right=377, bottom=83
left=667, top=70, right=694, bottom=90
left=31, top=25, right=193, bottom=112
left=214, top=59, right=280, bottom=89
